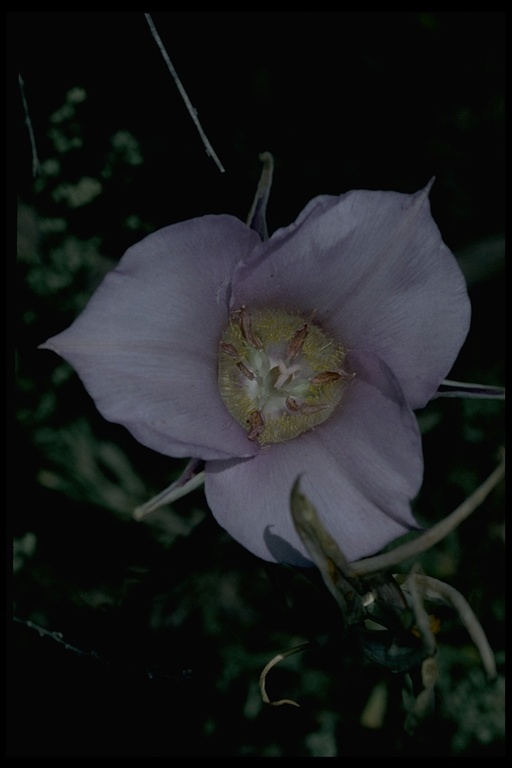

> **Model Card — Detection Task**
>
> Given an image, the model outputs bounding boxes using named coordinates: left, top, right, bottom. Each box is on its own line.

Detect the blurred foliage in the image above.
left=11, top=11, right=504, bottom=757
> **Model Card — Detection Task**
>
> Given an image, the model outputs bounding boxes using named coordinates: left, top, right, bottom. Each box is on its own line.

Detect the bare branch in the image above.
left=13, top=616, right=102, bottom=661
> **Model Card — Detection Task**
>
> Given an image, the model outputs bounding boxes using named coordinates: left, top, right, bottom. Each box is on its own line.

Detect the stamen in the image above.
left=239, top=306, right=263, bottom=350
left=236, top=361, right=255, bottom=380
left=286, top=397, right=328, bottom=415
left=247, top=409, right=265, bottom=440
left=219, top=341, right=240, bottom=360
left=311, top=371, right=343, bottom=385
left=300, top=404, right=329, bottom=415
left=287, top=323, right=309, bottom=361
left=220, top=341, right=255, bottom=378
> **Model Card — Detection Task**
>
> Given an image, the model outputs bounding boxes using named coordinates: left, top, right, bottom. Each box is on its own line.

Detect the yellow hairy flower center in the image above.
left=217, top=306, right=352, bottom=445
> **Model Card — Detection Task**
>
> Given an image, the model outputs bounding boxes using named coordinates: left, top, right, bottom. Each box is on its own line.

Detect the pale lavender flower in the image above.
left=40, top=180, right=471, bottom=566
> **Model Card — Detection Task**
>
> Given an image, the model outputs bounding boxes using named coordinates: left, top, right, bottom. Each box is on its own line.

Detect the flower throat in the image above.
left=218, top=306, right=353, bottom=444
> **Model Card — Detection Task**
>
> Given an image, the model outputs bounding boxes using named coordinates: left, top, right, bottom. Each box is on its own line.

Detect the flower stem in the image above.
left=144, top=13, right=225, bottom=173
left=351, top=452, right=504, bottom=577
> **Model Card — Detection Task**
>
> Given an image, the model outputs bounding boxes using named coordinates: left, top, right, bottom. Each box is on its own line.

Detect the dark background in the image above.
left=11, top=12, right=504, bottom=757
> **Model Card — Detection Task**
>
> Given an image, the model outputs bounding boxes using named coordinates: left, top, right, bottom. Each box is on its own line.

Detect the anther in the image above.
left=287, top=323, right=309, bottom=362
left=220, top=341, right=255, bottom=379
left=238, top=306, right=264, bottom=350
left=219, top=341, right=240, bottom=360
left=311, top=371, right=343, bottom=385
left=247, top=409, right=265, bottom=440
left=311, top=370, right=355, bottom=385
left=285, top=397, right=328, bottom=415
left=236, top=361, right=255, bottom=380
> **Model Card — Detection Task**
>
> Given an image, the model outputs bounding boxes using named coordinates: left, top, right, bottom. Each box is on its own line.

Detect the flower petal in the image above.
left=205, top=350, right=423, bottom=565
left=231, top=183, right=471, bottom=410
left=40, top=215, right=261, bottom=460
